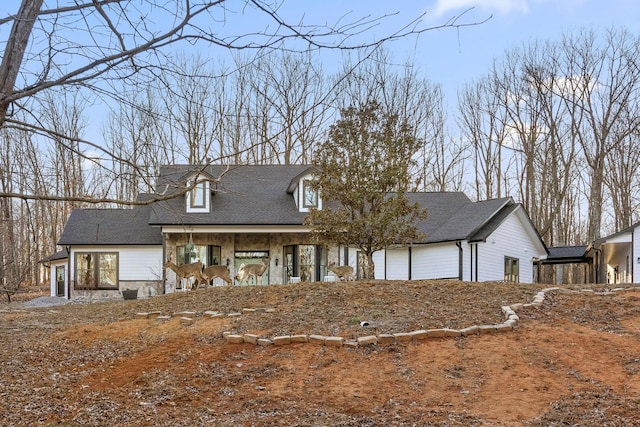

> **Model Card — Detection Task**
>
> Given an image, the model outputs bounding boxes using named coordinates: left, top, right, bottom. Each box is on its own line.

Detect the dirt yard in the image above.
left=1, top=280, right=639, bottom=426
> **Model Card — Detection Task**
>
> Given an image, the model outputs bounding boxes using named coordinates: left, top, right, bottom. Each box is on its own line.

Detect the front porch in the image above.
left=163, top=231, right=337, bottom=291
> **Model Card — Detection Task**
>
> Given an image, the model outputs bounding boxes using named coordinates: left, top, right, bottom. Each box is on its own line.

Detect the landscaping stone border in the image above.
left=134, top=286, right=640, bottom=348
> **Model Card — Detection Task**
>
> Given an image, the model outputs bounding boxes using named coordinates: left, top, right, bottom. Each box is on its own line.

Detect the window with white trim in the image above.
left=302, top=179, right=318, bottom=208
left=504, top=256, right=519, bottom=282
left=186, top=179, right=210, bottom=213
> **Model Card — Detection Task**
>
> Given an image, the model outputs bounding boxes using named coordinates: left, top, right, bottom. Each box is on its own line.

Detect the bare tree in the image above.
left=457, top=77, right=510, bottom=201
left=557, top=28, right=640, bottom=241
left=1, top=0, right=481, bottom=203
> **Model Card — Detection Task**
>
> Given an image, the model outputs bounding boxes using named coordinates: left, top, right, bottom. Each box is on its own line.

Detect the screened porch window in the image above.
left=75, top=252, right=118, bottom=290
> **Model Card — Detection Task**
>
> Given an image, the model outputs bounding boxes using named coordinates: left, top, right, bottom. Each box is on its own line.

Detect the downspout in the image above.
left=456, top=241, right=463, bottom=281
left=65, top=246, right=71, bottom=300
left=162, top=233, right=167, bottom=294
left=632, top=231, right=635, bottom=284
left=470, top=243, right=475, bottom=282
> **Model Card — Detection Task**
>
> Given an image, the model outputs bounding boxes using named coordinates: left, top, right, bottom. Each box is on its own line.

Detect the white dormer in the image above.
left=186, top=175, right=210, bottom=213
left=301, top=178, right=320, bottom=211
left=287, top=167, right=323, bottom=213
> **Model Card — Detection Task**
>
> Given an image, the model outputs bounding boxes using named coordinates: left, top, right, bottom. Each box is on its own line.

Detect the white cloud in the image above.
left=432, top=0, right=530, bottom=18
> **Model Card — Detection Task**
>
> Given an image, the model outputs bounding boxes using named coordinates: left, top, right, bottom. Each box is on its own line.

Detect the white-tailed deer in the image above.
left=163, top=260, right=204, bottom=291
left=328, top=262, right=354, bottom=281
left=236, top=257, right=270, bottom=286
left=201, top=264, right=233, bottom=286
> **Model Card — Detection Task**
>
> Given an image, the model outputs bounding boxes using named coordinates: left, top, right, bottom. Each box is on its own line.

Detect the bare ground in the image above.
left=1, top=280, right=639, bottom=426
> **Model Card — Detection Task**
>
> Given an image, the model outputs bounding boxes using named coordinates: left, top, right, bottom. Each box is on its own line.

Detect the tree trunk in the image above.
left=0, top=0, right=44, bottom=125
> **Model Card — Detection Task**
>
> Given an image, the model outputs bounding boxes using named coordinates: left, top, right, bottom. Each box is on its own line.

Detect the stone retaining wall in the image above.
left=134, top=286, right=640, bottom=348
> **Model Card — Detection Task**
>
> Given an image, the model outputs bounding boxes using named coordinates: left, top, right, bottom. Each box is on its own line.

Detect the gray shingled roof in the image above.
left=39, top=249, right=69, bottom=263
left=414, top=195, right=513, bottom=243
left=59, top=165, right=542, bottom=247
left=149, top=164, right=314, bottom=226
left=58, top=205, right=162, bottom=245
left=545, top=245, right=589, bottom=262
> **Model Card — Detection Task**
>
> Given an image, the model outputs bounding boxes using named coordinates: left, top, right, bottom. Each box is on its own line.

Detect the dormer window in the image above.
left=302, top=180, right=318, bottom=208
left=186, top=178, right=210, bottom=213
left=190, top=181, right=206, bottom=208
left=287, top=168, right=322, bottom=212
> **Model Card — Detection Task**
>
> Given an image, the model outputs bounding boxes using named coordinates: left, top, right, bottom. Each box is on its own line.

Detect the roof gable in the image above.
left=58, top=205, right=162, bottom=245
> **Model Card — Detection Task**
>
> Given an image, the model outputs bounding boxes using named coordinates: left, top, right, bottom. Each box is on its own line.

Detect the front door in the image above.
left=55, top=266, right=65, bottom=297
left=234, top=251, right=270, bottom=285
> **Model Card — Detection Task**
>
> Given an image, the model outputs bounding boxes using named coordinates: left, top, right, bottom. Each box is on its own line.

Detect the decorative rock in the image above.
left=243, top=334, right=259, bottom=344
left=393, top=332, right=412, bottom=343
left=173, top=311, right=196, bottom=318
left=410, top=330, right=429, bottom=341
left=308, top=335, right=326, bottom=345
left=504, top=319, right=517, bottom=327
left=273, top=336, right=291, bottom=346
left=478, top=325, right=496, bottom=334
left=180, top=317, right=194, bottom=326
left=425, top=329, right=446, bottom=338
left=226, top=334, right=244, bottom=344
left=495, top=323, right=513, bottom=332
left=460, top=325, right=479, bottom=336
left=377, top=334, right=396, bottom=345
left=290, top=335, right=309, bottom=343
left=325, top=337, right=344, bottom=347
left=357, top=335, right=378, bottom=346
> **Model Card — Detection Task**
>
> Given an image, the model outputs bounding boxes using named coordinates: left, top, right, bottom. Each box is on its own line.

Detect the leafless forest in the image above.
left=1, top=2, right=639, bottom=290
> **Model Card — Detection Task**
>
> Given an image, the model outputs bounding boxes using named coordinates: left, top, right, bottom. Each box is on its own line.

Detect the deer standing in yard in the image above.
left=201, top=264, right=233, bottom=286
left=236, top=257, right=270, bottom=286
left=163, top=260, right=204, bottom=291
left=328, top=262, right=354, bottom=281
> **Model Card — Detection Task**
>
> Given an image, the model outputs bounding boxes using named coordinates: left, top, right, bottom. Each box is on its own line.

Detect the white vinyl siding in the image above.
left=634, top=227, right=640, bottom=283
left=70, top=246, right=163, bottom=284
left=373, top=251, right=385, bottom=279
left=119, top=246, right=164, bottom=280
left=49, top=260, right=67, bottom=298
left=386, top=248, right=409, bottom=280
left=476, top=211, right=540, bottom=283
left=412, top=243, right=460, bottom=280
